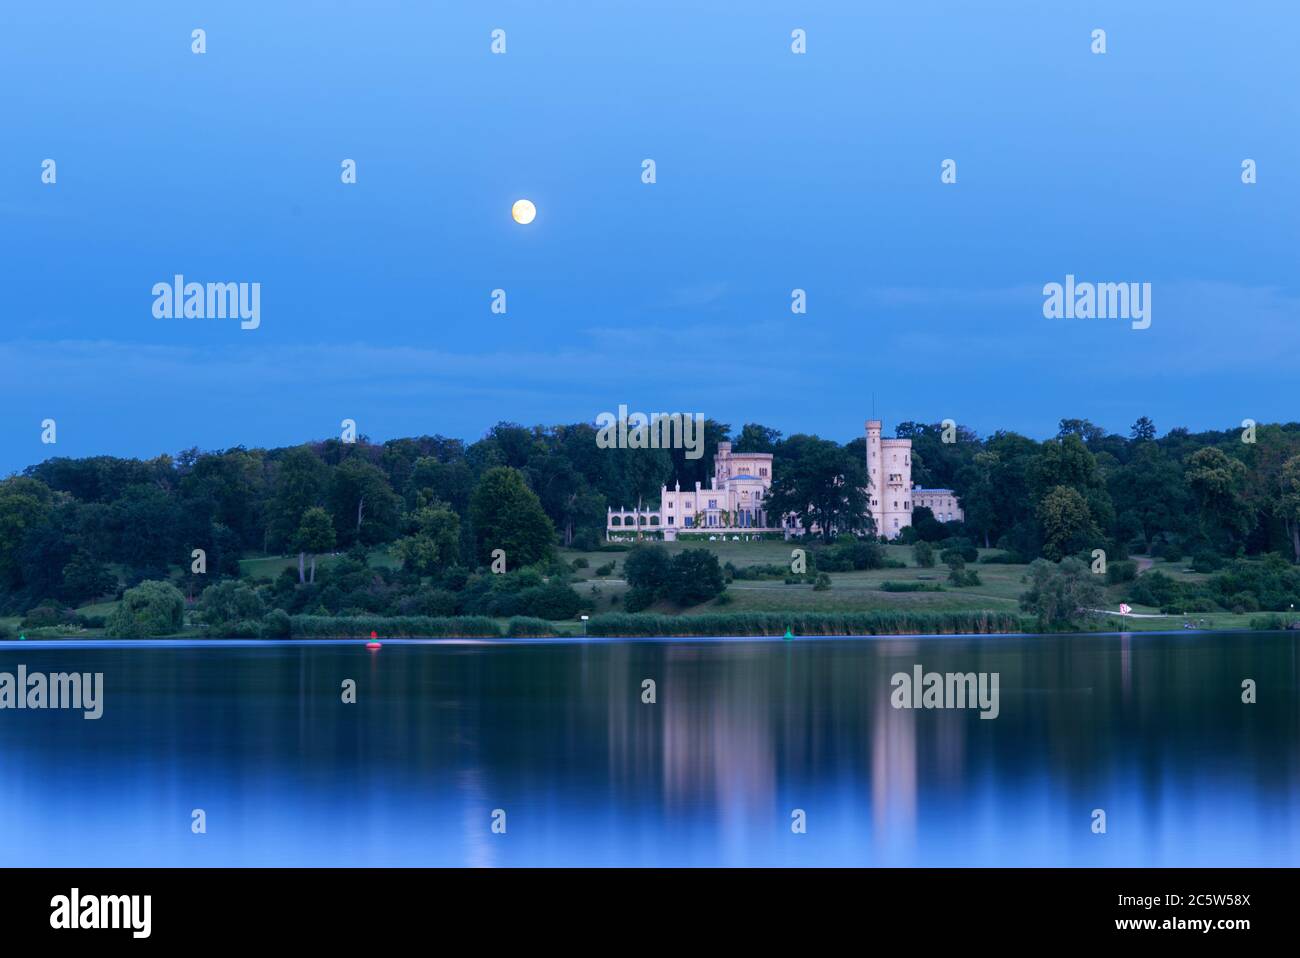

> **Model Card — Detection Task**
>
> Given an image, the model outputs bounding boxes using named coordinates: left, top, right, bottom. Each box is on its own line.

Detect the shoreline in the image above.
left=0, top=627, right=1276, bottom=648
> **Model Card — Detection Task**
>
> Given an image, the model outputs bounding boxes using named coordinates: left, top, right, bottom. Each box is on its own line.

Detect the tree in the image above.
left=955, top=451, right=999, bottom=548
left=0, top=478, right=54, bottom=591
left=733, top=423, right=782, bottom=453
left=105, top=580, right=185, bottom=638
left=665, top=549, right=725, bottom=606
left=468, top=466, right=556, bottom=567
left=767, top=435, right=872, bottom=542
left=1185, top=447, right=1252, bottom=548
left=196, top=580, right=267, bottom=630
left=60, top=550, right=117, bottom=604
left=293, top=507, right=336, bottom=584
left=913, top=540, right=935, bottom=567
left=1057, top=418, right=1105, bottom=446
left=268, top=447, right=329, bottom=552
left=1130, top=416, right=1157, bottom=442
left=392, top=502, right=461, bottom=577
left=329, top=457, right=401, bottom=547
left=1109, top=443, right=1190, bottom=550
left=1019, top=558, right=1103, bottom=630
left=406, top=457, right=475, bottom=515
left=1036, top=485, right=1100, bottom=561
left=624, top=544, right=672, bottom=611
left=1277, top=455, right=1300, bottom=562
left=107, top=483, right=183, bottom=575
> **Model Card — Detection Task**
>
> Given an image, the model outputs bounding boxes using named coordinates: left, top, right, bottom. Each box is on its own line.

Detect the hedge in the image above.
left=290, top=615, right=502, bottom=638
left=585, top=610, right=1029, bottom=637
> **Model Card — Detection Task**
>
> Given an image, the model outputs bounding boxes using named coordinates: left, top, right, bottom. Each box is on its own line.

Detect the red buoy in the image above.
left=366, top=629, right=382, bottom=650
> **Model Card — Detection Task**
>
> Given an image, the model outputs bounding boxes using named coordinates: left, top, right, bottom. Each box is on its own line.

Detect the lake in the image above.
left=1, top=631, right=1296, bottom=866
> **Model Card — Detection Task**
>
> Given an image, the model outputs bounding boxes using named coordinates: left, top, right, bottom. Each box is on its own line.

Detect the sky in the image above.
left=1, top=1, right=1297, bottom=474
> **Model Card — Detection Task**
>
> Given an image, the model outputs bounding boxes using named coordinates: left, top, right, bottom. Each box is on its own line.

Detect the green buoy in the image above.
left=783, top=628, right=794, bottom=640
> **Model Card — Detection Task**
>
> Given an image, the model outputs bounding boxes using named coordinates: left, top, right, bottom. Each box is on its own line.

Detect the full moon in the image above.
left=511, top=199, right=536, bottom=225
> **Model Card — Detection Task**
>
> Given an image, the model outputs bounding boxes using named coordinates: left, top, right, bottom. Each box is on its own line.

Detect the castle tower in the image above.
left=865, top=419, right=913, bottom=539
left=714, top=441, right=732, bottom=486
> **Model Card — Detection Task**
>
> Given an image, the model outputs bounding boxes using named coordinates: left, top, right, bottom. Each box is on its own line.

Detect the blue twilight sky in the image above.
left=1, top=1, right=1297, bottom=474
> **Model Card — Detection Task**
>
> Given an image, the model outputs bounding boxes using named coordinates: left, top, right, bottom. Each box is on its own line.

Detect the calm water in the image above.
left=2, top=632, right=1297, bottom=866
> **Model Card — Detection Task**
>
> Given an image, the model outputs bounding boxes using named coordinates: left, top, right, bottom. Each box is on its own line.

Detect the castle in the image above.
left=606, top=419, right=963, bottom=540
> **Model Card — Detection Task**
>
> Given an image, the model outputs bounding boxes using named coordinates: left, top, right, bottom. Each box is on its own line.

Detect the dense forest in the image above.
left=4, top=416, right=1300, bottom=633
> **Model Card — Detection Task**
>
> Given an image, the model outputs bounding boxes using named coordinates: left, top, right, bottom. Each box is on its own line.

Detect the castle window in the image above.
left=668, top=517, right=674, bottom=525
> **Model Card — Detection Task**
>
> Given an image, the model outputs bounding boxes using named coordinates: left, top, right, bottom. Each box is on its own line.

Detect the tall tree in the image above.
left=468, top=467, right=556, bottom=567
left=1185, top=447, right=1252, bottom=549
left=392, top=502, right=461, bottom=577
left=1130, top=416, right=1157, bottom=442
left=329, top=457, right=401, bottom=547
left=767, top=435, right=871, bottom=542
left=293, top=506, right=336, bottom=584
left=268, top=447, right=329, bottom=552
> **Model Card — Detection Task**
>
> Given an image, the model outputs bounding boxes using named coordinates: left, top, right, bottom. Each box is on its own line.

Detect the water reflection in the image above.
left=0, top=632, right=1297, bottom=865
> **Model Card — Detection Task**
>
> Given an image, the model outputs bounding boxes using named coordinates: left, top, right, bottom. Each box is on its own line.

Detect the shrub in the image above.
left=1106, top=560, right=1137, bottom=585
left=440, top=566, right=471, bottom=592
left=978, top=550, right=1025, bottom=564
left=594, top=561, right=616, bottom=577
left=105, top=580, right=185, bottom=638
left=812, top=572, right=832, bottom=591
left=261, top=608, right=291, bottom=637
left=665, top=550, right=726, bottom=606
left=625, top=585, right=656, bottom=613
left=1250, top=614, right=1287, bottom=630
left=880, top=581, right=943, bottom=593
left=1227, top=591, right=1259, bottom=613
left=913, top=541, right=935, bottom=568
left=197, top=581, right=266, bottom=629
left=1019, top=558, right=1103, bottom=630
left=21, top=605, right=65, bottom=628
left=624, top=545, right=671, bottom=595
left=516, top=583, right=582, bottom=619
left=939, top=537, right=979, bottom=564
left=399, top=588, right=458, bottom=617
left=570, top=558, right=589, bottom=570
left=506, top=616, right=561, bottom=637
left=1190, top=550, right=1223, bottom=573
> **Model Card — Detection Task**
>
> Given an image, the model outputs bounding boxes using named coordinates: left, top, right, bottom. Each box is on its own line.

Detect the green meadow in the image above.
left=3, top=538, right=1270, bottom=639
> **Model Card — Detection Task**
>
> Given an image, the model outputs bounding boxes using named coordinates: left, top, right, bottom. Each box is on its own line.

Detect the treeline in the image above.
left=893, top=416, right=1300, bottom=565
left=2, top=415, right=1300, bottom=621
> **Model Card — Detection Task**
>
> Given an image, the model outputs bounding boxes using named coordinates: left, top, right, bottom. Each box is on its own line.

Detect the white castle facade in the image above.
left=606, top=419, right=964, bottom=540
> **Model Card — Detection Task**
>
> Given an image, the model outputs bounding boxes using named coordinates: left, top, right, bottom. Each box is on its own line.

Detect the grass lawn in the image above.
left=3, top=540, right=1271, bottom=639
left=557, top=541, right=1267, bottom=630
left=240, top=547, right=399, bottom=580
